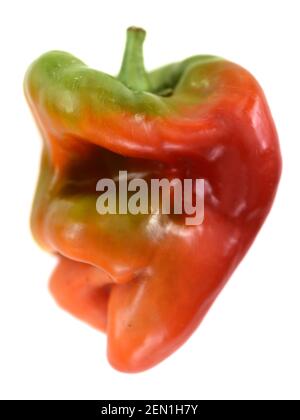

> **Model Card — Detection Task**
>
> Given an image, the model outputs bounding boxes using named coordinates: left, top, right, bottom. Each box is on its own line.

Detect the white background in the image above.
left=0, top=0, right=299, bottom=400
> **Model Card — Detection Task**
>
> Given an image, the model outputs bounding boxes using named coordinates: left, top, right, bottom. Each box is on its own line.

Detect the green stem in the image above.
left=118, top=27, right=151, bottom=91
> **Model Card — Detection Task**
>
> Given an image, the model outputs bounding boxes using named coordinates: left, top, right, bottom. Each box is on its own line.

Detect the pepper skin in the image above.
left=24, top=27, right=281, bottom=372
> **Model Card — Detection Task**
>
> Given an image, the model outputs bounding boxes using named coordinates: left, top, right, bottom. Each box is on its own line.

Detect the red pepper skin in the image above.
left=25, top=29, right=281, bottom=372
left=49, top=257, right=112, bottom=332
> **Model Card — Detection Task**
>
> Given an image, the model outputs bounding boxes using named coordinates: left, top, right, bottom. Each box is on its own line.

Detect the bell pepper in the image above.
left=24, top=27, right=281, bottom=372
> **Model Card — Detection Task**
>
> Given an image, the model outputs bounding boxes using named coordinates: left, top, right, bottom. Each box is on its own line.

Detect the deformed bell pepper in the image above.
left=24, top=27, right=281, bottom=372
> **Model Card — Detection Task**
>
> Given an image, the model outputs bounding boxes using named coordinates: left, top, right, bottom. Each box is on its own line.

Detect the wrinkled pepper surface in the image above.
left=24, top=28, right=281, bottom=372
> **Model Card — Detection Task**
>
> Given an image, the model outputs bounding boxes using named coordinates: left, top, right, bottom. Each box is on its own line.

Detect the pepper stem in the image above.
left=118, top=27, right=151, bottom=91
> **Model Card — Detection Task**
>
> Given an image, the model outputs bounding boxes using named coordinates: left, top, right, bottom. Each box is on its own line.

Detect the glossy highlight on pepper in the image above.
left=24, top=27, right=282, bottom=372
